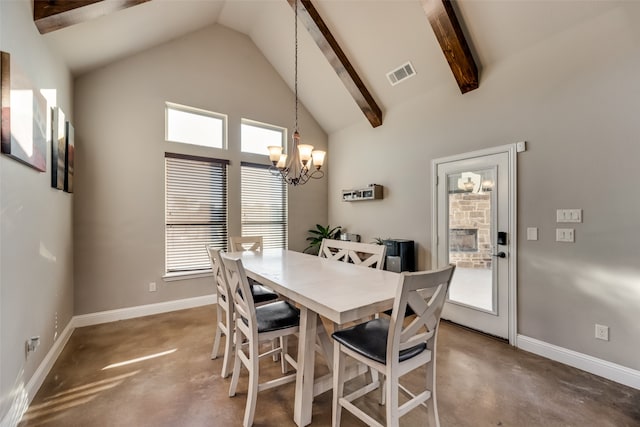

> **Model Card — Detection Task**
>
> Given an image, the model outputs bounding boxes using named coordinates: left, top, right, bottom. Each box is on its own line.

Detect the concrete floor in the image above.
left=19, top=305, right=640, bottom=426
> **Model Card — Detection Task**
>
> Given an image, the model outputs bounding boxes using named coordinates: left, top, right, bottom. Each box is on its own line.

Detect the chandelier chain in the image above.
left=266, top=0, right=324, bottom=186
left=294, top=0, right=299, bottom=132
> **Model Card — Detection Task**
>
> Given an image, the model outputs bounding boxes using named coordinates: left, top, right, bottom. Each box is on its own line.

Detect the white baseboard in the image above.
left=517, top=334, right=640, bottom=390
left=73, top=294, right=215, bottom=328
left=25, top=320, right=75, bottom=403
left=2, top=320, right=76, bottom=427
left=11, top=294, right=216, bottom=427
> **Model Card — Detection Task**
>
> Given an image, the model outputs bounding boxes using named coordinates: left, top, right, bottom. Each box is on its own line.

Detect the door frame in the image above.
left=431, top=143, right=518, bottom=345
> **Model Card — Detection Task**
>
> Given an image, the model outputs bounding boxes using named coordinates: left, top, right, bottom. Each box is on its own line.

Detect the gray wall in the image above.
left=73, top=24, right=328, bottom=315
left=328, top=4, right=640, bottom=370
left=0, top=1, right=74, bottom=424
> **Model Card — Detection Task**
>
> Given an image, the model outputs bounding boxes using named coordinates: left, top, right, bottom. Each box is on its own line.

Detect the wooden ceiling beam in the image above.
left=421, top=0, right=478, bottom=93
left=34, top=0, right=151, bottom=34
left=288, top=0, right=383, bottom=128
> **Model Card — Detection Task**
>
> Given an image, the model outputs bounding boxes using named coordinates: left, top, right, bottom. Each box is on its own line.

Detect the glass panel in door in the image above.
left=446, top=169, right=496, bottom=314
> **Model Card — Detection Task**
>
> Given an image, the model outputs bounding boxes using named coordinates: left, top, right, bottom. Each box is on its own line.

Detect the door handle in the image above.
left=492, top=251, right=506, bottom=258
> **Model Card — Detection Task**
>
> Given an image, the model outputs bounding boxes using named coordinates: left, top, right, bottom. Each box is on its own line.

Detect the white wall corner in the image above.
left=517, top=334, right=640, bottom=390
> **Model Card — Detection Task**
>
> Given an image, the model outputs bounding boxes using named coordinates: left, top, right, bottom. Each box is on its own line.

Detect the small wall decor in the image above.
left=64, top=121, right=74, bottom=193
left=342, top=184, right=383, bottom=202
left=51, top=106, right=66, bottom=189
left=0, top=51, right=47, bottom=172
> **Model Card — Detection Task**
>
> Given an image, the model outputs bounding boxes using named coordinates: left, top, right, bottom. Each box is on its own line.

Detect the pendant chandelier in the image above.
left=267, top=0, right=325, bottom=186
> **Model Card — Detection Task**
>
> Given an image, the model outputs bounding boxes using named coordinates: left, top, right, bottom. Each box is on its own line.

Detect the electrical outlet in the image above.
left=26, top=336, right=40, bottom=355
left=556, top=228, right=574, bottom=242
left=149, top=282, right=157, bottom=292
left=595, top=324, right=609, bottom=341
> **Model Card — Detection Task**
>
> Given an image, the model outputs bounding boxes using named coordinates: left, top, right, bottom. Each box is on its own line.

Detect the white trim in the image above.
left=74, top=294, right=215, bottom=328
left=162, top=270, right=212, bottom=282
left=10, top=295, right=216, bottom=426
left=517, top=334, right=640, bottom=390
left=507, top=145, right=518, bottom=346
left=26, top=320, right=75, bottom=402
left=431, top=143, right=518, bottom=345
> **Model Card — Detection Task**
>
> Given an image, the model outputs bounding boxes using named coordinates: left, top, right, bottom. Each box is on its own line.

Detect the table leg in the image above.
left=294, top=307, right=317, bottom=427
left=315, top=317, right=333, bottom=371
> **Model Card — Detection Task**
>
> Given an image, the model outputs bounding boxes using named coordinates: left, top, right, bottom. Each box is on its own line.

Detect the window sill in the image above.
left=163, top=270, right=212, bottom=282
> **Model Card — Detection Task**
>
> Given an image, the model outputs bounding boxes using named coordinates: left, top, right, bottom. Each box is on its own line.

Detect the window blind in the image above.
left=165, top=153, right=228, bottom=273
left=241, top=162, right=287, bottom=249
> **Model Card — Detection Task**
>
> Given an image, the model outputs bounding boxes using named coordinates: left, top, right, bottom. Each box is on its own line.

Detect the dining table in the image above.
left=227, top=248, right=400, bottom=427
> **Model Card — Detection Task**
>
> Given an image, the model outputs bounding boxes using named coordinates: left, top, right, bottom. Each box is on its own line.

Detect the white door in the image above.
left=432, top=146, right=517, bottom=342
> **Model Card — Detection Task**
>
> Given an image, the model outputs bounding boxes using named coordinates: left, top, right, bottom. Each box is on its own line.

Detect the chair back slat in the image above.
left=221, top=253, right=258, bottom=339
left=318, top=239, right=387, bottom=270
left=229, top=236, right=263, bottom=252
left=388, top=265, right=456, bottom=364
left=206, top=246, right=231, bottom=307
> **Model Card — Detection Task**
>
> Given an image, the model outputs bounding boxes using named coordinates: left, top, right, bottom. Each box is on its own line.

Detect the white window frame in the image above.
left=165, top=102, right=227, bottom=149
left=240, top=118, right=286, bottom=156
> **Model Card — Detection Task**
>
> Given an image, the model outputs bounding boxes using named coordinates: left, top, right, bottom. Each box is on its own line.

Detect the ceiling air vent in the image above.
left=386, top=61, right=416, bottom=86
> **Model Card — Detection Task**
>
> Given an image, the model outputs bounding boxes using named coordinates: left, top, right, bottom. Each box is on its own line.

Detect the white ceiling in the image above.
left=42, top=0, right=619, bottom=134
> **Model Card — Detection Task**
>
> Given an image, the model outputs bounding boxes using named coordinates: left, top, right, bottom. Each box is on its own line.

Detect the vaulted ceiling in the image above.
left=40, top=0, right=618, bottom=134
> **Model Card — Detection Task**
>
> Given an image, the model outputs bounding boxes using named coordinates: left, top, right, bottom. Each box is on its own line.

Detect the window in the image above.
left=166, top=102, right=226, bottom=149
left=241, top=162, right=287, bottom=249
left=241, top=119, right=286, bottom=155
left=165, top=153, right=228, bottom=273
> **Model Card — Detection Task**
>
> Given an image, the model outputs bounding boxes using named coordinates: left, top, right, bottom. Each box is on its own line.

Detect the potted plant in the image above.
left=304, top=224, right=342, bottom=254
left=371, top=237, right=387, bottom=245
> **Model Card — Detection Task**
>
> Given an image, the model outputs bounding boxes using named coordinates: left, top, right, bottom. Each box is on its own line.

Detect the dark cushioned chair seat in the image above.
left=250, top=280, right=279, bottom=304
left=249, top=301, right=300, bottom=333
left=383, top=305, right=415, bottom=318
left=332, top=318, right=426, bottom=365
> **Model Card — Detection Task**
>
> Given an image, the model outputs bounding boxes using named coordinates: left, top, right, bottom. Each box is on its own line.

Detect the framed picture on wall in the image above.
left=51, top=106, right=66, bottom=189
left=64, top=121, right=74, bottom=193
left=0, top=51, right=47, bottom=172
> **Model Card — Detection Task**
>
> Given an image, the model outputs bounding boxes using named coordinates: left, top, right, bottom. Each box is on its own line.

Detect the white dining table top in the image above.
left=227, top=248, right=400, bottom=325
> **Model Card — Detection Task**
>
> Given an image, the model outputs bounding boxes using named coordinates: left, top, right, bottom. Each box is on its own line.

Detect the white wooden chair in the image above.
left=221, top=253, right=300, bottom=427
left=229, top=235, right=263, bottom=252
left=319, top=239, right=387, bottom=270
left=228, top=236, right=278, bottom=304
left=318, top=239, right=388, bottom=374
left=206, top=246, right=234, bottom=378
left=331, top=265, right=456, bottom=427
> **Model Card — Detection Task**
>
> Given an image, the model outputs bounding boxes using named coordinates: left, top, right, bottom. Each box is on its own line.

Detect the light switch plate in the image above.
left=527, top=227, right=538, bottom=241
left=557, top=209, right=582, bottom=223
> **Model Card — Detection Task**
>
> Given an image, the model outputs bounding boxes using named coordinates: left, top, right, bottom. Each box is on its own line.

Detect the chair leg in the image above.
left=211, top=324, right=222, bottom=360
left=385, top=370, right=399, bottom=427
left=426, top=358, right=440, bottom=427
left=379, top=375, right=386, bottom=406
left=221, top=328, right=234, bottom=378
left=244, top=338, right=260, bottom=427
left=280, top=335, right=289, bottom=374
left=221, top=306, right=235, bottom=378
left=228, top=332, right=242, bottom=398
left=332, top=343, right=346, bottom=427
